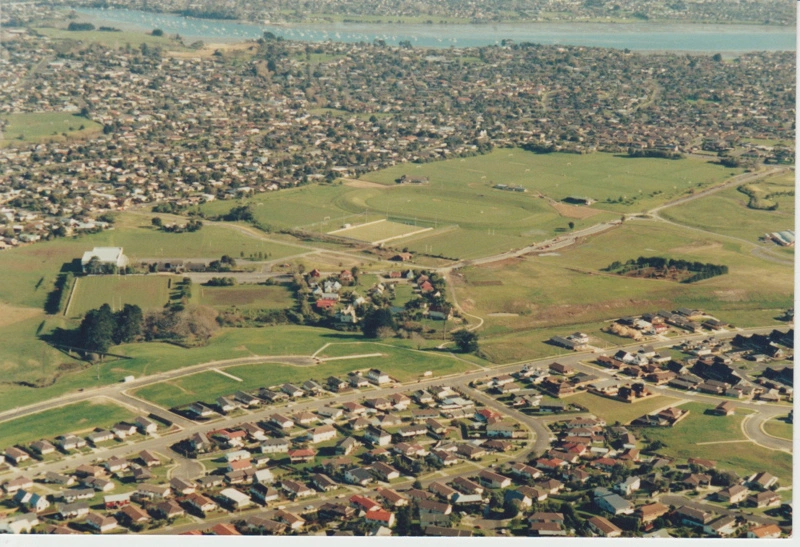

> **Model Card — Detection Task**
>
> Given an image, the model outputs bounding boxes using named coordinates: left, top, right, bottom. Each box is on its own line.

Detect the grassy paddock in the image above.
left=661, top=171, right=795, bottom=243
left=0, top=112, right=102, bottom=146
left=34, top=26, right=184, bottom=49
left=197, top=284, right=294, bottom=310
left=0, top=399, right=137, bottom=448
left=68, top=275, right=172, bottom=317
left=566, top=392, right=679, bottom=425
left=635, top=403, right=792, bottom=483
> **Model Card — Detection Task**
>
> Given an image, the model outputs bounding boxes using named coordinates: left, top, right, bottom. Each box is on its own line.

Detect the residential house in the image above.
left=478, top=469, right=512, bottom=489
left=218, top=488, right=252, bottom=510
left=587, top=515, right=622, bottom=537
left=703, top=515, right=738, bottom=537
left=86, top=512, right=118, bottom=533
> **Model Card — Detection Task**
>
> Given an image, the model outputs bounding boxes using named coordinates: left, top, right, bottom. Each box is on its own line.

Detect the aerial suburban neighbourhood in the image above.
left=0, top=0, right=794, bottom=540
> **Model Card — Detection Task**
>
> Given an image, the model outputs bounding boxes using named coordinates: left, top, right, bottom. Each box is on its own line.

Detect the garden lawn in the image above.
left=0, top=399, right=137, bottom=448
left=762, top=418, right=793, bottom=441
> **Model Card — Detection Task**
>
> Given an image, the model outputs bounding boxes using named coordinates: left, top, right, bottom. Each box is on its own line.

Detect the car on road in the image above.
left=304, top=505, right=315, bottom=511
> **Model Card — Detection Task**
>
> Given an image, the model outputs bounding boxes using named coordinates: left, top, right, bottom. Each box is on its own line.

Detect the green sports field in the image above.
left=330, top=219, right=431, bottom=243
left=0, top=112, right=102, bottom=146
left=67, top=275, right=173, bottom=318
left=0, top=399, right=137, bottom=448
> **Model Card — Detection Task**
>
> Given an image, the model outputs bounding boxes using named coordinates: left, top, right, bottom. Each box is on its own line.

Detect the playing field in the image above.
left=0, top=399, right=137, bottom=448
left=67, top=275, right=172, bottom=317
left=0, top=112, right=102, bottom=145
left=197, top=284, right=294, bottom=310
left=200, top=150, right=738, bottom=260
left=329, top=219, right=431, bottom=243
left=634, top=403, right=793, bottom=484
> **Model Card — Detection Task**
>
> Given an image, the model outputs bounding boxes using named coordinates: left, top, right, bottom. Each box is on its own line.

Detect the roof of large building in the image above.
left=81, top=247, right=125, bottom=264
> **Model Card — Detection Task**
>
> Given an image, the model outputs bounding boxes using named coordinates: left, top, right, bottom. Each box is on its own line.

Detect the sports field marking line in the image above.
left=327, top=218, right=387, bottom=234
left=371, top=226, right=433, bottom=245
left=316, top=352, right=383, bottom=362
left=213, top=368, right=243, bottom=382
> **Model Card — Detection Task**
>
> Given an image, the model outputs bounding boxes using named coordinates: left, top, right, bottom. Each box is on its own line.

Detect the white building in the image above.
left=81, top=247, right=129, bottom=273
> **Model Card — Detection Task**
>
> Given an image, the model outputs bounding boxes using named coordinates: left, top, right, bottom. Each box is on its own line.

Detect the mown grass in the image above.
left=68, top=275, right=173, bottom=318
left=661, top=171, right=795, bottom=243
left=134, top=347, right=478, bottom=408
left=566, top=392, right=679, bottom=425
left=635, top=403, right=792, bottom=483
left=762, top=418, right=793, bottom=441
left=0, top=399, right=137, bottom=448
left=0, top=112, right=102, bottom=146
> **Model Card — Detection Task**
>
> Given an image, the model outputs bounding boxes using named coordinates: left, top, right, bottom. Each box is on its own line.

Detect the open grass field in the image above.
left=455, top=220, right=793, bottom=355
left=762, top=418, right=793, bottom=441
left=0, top=112, right=102, bottom=146
left=0, top=399, right=137, bottom=448
left=200, top=150, right=737, bottom=261
left=329, top=219, right=430, bottom=244
left=566, top=392, right=679, bottom=425
left=196, top=284, right=294, bottom=310
left=360, top=149, right=741, bottom=213
left=67, top=275, right=172, bottom=317
left=33, top=26, right=185, bottom=49
left=634, top=403, right=792, bottom=483
left=134, top=346, right=478, bottom=408
left=661, top=170, right=795, bottom=243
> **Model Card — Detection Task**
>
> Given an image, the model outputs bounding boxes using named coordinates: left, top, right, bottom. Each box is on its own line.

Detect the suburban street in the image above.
left=1, top=325, right=790, bottom=490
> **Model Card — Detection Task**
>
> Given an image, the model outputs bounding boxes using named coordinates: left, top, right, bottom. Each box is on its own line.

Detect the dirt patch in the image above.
left=549, top=201, right=605, bottom=219
left=342, top=178, right=391, bottom=189
left=0, top=304, right=42, bottom=328
left=713, top=289, right=748, bottom=302
left=617, top=267, right=695, bottom=283
left=477, top=257, right=523, bottom=270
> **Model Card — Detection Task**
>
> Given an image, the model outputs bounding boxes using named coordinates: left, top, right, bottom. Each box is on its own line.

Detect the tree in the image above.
left=452, top=329, right=479, bottom=353
left=362, top=308, right=396, bottom=338
left=151, top=217, right=163, bottom=228
left=79, top=303, right=116, bottom=353
left=568, top=221, right=575, bottom=230
left=113, top=304, right=143, bottom=344
left=152, top=28, right=164, bottom=37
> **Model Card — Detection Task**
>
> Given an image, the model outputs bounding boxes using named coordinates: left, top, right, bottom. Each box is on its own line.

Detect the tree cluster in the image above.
left=605, top=256, right=728, bottom=283
left=205, top=276, right=237, bottom=286
left=78, top=303, right=143, bottom=354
